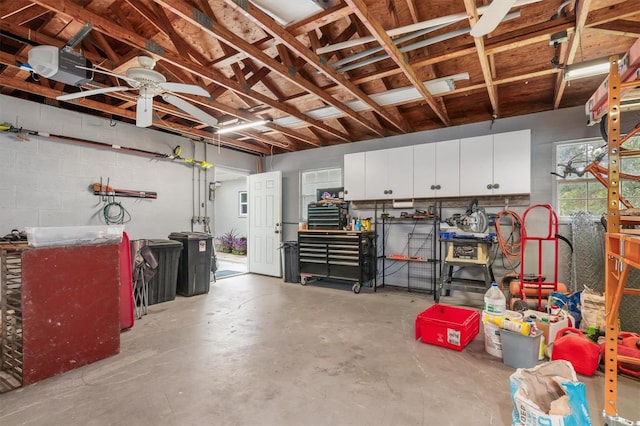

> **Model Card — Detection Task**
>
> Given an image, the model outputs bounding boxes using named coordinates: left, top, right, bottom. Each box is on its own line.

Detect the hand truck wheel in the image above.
left=352, top=283, right=361, bottom=294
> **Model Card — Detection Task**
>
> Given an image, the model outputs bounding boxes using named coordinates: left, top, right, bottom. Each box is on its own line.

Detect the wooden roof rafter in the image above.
left=286, top=3, right=353, bottom=37
left=553, top=0, right=592, bottom=109
left=463, top=0, right=500, bottom=118
left=348, top=16, right=411, bottom=132
left=0, top=70, right=271, bottom=154
left=28, top=0, right=350, bottom=147
left=1, top=20, right=294, bottom=153
left=195, top=0, right=261, bottom=110
left=344, top=0, right=451, bottom=126
left=1, top=0, right=636, bottom=155
left=154, top=0, right=390, bottom=138
left=215, top=0, right=409, bottom=134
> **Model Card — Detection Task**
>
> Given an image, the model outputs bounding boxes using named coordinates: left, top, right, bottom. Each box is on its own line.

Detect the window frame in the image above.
left=552, top=136, right=640, bottom=220
left=238, top=190, right=248, bottom=217
left=299, top=167, right=343, bottom=220
left=553, top=137, right=607, bottom=220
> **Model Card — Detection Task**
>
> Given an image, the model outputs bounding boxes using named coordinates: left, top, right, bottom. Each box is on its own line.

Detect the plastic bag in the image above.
left=579, top=286, right=605, bottom=333
left=549, top=291, right=582, bottom=329
left=510, top=360, right=591, bottom=426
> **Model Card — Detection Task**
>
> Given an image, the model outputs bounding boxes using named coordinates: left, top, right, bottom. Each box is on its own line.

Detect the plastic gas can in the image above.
left=551, top=327, right=601, bottom=376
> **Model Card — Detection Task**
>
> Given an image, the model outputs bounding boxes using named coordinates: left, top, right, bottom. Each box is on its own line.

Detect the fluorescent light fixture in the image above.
left=215, top=119, right=272, bottom=134
left=273, top=73, right=469, bottom=127
left=564, top=56, right=619, bottom=81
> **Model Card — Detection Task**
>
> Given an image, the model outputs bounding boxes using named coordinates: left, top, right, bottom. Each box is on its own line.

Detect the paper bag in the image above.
left=510, top=360, right=591, bottom=426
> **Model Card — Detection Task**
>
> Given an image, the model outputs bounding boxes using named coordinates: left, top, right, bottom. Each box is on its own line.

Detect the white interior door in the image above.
left=248, top=171, right=282, bottom=276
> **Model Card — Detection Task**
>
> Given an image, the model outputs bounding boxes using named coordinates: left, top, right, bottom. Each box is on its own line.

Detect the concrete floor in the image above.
left=1, top=275, right=638, bottom=425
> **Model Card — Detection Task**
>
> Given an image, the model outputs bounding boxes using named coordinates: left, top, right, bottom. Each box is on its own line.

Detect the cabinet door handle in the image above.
left=435, top=184, right=441, bottom=190
left=383, top=190, right=388, bottom=194
left=275, top=222, right=280, bottom=234
left=493, top=183, right=500, bottom=189
left=486, top=184, right=492, bottom=190
left=388, top=189, right=393, bottom=194
left=430, top=185, right=436, bottom=190
left=344, top=190, right=348, bottom=194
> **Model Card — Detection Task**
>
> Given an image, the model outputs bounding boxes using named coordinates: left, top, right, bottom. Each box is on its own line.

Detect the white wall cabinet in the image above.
left=413, top=140, right=460, bottom=198
left=365, top=146, right=413, bottom=200
left=459, top=130, right=530, bottom=196
left=492, top=130, right=531, bottom=195
left=343, top=152, right=366, bottom=201
left=459, top=135, right=494, bottom=196
left=344, top=130, right=530, bottom=201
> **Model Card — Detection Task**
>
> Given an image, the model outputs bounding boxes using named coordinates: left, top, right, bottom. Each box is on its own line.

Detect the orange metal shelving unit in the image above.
left=601, top=54, right=640, bottom=426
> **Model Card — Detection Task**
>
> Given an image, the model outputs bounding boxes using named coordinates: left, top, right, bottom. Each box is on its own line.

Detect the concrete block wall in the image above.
left=0, top=95, right=257, bottom=240
left=266, top=105, right=602, bottom=288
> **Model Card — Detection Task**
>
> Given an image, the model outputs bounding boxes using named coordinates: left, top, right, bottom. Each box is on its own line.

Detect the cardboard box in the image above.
left=523, top=310, right=572, bottom=357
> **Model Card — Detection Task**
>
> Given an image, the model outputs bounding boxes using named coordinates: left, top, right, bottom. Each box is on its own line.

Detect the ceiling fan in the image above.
left=470, top=0, right=542, bottom=37
left=55, top=55, right=219, bottom=128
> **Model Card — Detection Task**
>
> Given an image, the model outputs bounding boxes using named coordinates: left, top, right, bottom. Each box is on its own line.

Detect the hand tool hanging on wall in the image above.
left=92, top=182, right=157, bottom=199
left=171, top=145, right=212, bottom=169
left=0, top=124, right=213, bottom=169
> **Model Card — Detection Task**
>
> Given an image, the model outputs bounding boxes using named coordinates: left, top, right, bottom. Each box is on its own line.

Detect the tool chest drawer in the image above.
left=307, top=204, right=348, bottom=230
left=297, top=230, right=376, bottom=293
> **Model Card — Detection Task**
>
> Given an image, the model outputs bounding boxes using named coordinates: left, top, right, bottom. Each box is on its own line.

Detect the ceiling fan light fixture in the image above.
left=564, top=55, right=620, bottom=81
left=215, top=119, right=273, bottom=135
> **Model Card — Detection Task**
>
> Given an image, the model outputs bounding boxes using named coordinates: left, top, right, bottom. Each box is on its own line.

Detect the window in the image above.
left=300, top=168, right=342, bottom=220
left=239, top=191, right=247, bottom=217
left=555, top=137, right=640, bottom=217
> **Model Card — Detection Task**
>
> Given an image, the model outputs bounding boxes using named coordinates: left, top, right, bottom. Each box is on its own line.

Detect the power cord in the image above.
left=103, top=201, right=131, bottom=224
left=495, top=209, right=523, bottom=274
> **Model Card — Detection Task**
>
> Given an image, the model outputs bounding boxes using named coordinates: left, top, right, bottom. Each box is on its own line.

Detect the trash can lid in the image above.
left=147, top=239, right=183, bottom=248
left=168, top=232, right=212, bottom=240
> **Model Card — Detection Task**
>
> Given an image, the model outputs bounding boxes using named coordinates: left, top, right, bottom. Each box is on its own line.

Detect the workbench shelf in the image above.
left=376, top=201, right=442, bottom=294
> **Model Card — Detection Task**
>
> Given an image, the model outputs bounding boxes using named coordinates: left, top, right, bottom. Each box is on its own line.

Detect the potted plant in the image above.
left=216, top=229, right=237, bottom=253
left=232, top=236, right=247, bottom=255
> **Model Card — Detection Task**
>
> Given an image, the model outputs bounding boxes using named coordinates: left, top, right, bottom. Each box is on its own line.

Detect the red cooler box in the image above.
left=415, top=304, right=480, bottom=351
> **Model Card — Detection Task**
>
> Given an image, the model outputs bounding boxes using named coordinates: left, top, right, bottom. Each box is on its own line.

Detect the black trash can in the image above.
left=282, top=241, right=300, bottom=283
left=146, top=239, right=182, bottom=305
left=168, top=232, right=213, bottom=296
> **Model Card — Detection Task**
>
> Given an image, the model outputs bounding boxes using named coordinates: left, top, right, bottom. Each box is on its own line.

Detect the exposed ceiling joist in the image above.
left=0, top=0, right=636, bottom=155
left=154, top=0, right=388, bottom=137
left=553, top=0, right=592, bottom=109
left=343, top=0, right=451, bottom=126
left=214, top=0, right=409, bottom=134
left=463, top=0, right=499, bottom=117
left=0, top=72, right=271, bottom=154
left=28, top=0, right=350, bottom=144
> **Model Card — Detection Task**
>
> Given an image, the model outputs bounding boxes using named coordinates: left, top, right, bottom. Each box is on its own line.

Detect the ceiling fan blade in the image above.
left=470, top=0, right=517, bottom=37
left=76, top=65, right=140, bottom=87
left=162, top=94, right=218, bottom=126
left=136, top=97, right=154, bottom=128
left=159, top=82, right=209, bottom=97
left=57, top=86, right=132, bottom=101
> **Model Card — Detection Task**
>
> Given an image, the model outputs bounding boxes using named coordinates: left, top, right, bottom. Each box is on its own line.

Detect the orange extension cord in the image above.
left=495, top=210, right=523, bottom=274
